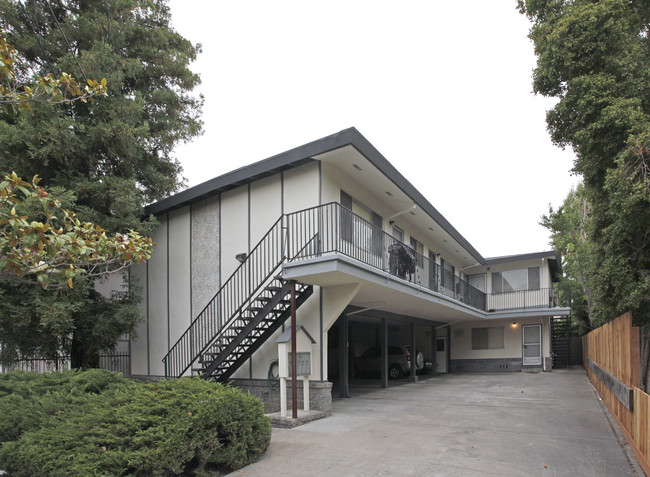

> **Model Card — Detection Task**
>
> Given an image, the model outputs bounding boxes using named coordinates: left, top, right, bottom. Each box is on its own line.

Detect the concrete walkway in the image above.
left=231, top=369, right=639, bottom=476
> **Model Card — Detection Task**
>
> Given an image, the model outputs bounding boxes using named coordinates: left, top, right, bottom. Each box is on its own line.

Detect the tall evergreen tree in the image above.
left=0, top=0, right=203, bottom=368
left=520, top=0, right=650, bottom=387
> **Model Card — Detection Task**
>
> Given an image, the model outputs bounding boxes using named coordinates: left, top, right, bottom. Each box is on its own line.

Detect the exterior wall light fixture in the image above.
left=235, top=253, right=247, bottom=263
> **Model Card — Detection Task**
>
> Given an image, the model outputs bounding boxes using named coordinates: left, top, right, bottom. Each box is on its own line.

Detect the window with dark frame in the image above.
left=491, top=267, right=541, bottom=293
left=409, top=236, right=424, bottom=268
left=471, top=327, right=505, bottom=350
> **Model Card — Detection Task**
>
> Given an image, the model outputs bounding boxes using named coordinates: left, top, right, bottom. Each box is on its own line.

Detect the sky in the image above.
left=166, top=0, right=580, bottom=259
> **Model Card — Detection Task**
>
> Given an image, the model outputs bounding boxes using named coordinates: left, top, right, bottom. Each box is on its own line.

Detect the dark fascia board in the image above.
left=485, top=250, right=557, bottom=265
left=145, top=127, right=486, bottom=264
left=486, top=250, right=563, bottom=282
left=146, top=129, right=360, bottom=215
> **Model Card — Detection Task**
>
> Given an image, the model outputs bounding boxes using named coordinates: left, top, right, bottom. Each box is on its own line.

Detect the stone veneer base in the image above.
left=229, top=378, right=332, bottom=414
left=449, top=358, right=553, bottom=373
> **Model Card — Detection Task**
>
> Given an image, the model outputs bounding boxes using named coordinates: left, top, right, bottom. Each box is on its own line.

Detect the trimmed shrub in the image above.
left=0, top=371, right=271, bottom=476
left=0, top=369, right=134, bottom=444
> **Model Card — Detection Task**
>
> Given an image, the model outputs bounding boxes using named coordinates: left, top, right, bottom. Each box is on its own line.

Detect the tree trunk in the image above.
left=70, top=330, right=100, bottom=369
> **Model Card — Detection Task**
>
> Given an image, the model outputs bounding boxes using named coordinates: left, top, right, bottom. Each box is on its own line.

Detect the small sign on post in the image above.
left=276, top=325, right=316, bottom=417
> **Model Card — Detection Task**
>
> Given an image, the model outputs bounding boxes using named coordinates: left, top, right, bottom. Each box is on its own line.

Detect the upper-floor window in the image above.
left=392, top=225, right=404, bottom=242
left=441, top=258, right=455, bottom=289
left=409, top=237, right=424, bottom=267
left=491, top=267, right=540, bottom=293
left=469, top=273, right=486, bottom=293
left=340, top=190, right=382, bottom=255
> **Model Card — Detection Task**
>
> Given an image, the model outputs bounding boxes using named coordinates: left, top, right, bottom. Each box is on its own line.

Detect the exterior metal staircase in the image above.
left=551, top=315, right=571, bottom=368
left=194, top=278, right=312, bottom=381
left=163, top=215, right=316, bottom=381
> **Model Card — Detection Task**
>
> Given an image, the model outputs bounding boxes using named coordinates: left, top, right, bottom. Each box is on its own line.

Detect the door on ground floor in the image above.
left=436, top=336, right=447, bottom=373
left=522, top=324, right=542, bottom=366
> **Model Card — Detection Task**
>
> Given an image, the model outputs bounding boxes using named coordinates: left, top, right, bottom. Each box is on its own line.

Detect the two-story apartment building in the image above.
left=129, top=128, right=570, bottom=412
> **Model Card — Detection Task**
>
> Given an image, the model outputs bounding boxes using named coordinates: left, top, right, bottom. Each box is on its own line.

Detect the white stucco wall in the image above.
left=449, top=316, right=551, bottom=361
left=129, top=196, right=223, bottom=378
left=147, top=216, right=169, bottom=377
left=129, top=262, right=148, bottom=376
left=168, top=208, right=191, bottom=352
left=250, top=175, right=282, bottom=245
left=220, top=186, right=249, bottom=283
left=283, top=162, right=320, bottom=213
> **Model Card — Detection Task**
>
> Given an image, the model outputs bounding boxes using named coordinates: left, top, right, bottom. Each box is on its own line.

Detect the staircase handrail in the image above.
left=163, top=215, right=285, bottom=378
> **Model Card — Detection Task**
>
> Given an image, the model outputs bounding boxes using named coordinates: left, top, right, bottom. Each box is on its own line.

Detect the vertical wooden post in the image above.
left=431, top=325, right=437, bottom=377
left=410, top=322, right=418, bottom=382
left=291, top=280, right=298, bottom=419
left=339, top=314, right=350, bottom=398
left=380, top=318, right=388, bottom=388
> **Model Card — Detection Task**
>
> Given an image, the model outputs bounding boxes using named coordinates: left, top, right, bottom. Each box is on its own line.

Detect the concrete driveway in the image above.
left=232, top=369, right=639, bottom=476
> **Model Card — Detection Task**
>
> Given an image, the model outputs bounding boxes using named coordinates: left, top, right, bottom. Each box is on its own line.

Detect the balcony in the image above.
left=283, top=203, right=558, bottom=314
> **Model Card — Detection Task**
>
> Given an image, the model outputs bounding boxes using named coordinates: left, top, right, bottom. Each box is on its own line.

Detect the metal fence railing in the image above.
left=0, top=352, right=130, bottom=375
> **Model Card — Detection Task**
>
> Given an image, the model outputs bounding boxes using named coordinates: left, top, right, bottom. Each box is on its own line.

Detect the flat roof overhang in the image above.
left=281, top=255, right=570, bottom=323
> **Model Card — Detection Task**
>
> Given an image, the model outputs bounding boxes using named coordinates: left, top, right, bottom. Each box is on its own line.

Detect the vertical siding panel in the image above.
left=147, top=216, right=169, bottom=377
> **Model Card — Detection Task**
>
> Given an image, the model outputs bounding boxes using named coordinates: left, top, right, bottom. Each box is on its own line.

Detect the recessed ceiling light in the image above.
left=385, top=191, right=393, bottom=197
left=409, top=211, right=416, bottom=216
left=428, top=226, right=434, bottom=231
left=455, top=250, right=459, bottom=253
left=443, top=239, right=448, bottom=243
left=352, top=164, right=362, bottom=171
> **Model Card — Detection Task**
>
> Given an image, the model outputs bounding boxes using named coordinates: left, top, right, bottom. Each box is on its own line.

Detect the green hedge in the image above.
left=0, top=370, right=271, bottom=476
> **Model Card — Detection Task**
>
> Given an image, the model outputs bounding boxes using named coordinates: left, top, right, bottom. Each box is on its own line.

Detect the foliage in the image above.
left=0, top=171, right=153, bottom=288
left=1, top=34, right=107, bottom=115
left=0, top=0, right=203, bottom=223
left=0, top=278, right=142, bottom=368
left=520, top=0, right=650, bottom=328
left=0, top=0, right=203, bottom=367
left=541, top=184, right=595, bottom=329
left=0, top=370, right=272, bottom=476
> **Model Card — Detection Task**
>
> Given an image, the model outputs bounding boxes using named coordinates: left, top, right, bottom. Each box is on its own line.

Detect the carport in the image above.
left=328, top=306, right=450, bottom=397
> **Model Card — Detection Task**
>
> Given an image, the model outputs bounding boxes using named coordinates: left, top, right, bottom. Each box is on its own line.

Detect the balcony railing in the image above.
left=486, top=288, right=557, bottom=312
left=285, top=202, right=558, bottom=313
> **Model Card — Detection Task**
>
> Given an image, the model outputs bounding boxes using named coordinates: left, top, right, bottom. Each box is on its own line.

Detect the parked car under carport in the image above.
left=353, top=345, right=431, bottom=379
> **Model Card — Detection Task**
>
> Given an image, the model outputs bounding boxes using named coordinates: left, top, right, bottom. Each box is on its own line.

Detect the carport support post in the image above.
left=291, top=280, right=297, bottom=419
left=339, top=313, right=350, bottom=398
left=380, top=318, right=388, bottom=388
left=409, top=322, right=418, bottom=382
left=431, top=325, right=437, bottom=377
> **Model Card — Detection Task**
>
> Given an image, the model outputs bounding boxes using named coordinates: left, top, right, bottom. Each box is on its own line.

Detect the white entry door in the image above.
left=436, top=337, right=447, bottom=373
left=522, top=325, right=542, bottom=366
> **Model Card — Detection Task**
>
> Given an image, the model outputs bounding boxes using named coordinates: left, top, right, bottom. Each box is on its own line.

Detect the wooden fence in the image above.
left=583, top=312, right=649, bottom=475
